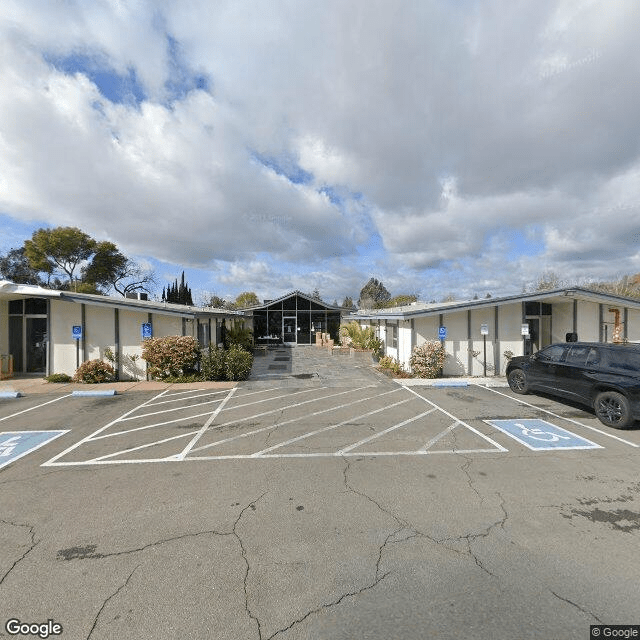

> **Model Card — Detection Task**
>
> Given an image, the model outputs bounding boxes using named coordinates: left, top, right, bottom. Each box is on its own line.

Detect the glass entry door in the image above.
left=26, top=317, right=47, bottom=372
left=282, top=316, right=297, bottom=344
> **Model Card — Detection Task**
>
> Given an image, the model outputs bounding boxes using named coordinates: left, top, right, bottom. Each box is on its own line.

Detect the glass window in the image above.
left=282, top=296, right=296, bottom=311
left=327, top=312, right=341, bottom=342
left=9, top=300, right=23, bottom=315
left=297, top=311, right=311, bottom=344
left=586, top=348, right=601, bottom=367
left=537, top=344, right=565, bottom=362
left=267, top=301, right=282, bottom=311
left=566, top=345, right=590, bottom=365
left=253, top=311, right=268, bottom=340
left=310, top=299, right=325, bottom=310
left=296, top=295, right=310, bottom=310
left=24, top=298, right=47, bottom=314
left=268, top=311, right=282, bottom=338
left=311, top=311, right=326, bottom=334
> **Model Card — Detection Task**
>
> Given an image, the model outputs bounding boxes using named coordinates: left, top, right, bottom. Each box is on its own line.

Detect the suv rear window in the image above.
left=603, top=349, right=640, bottom=373
left=566, top=345, right=592, bottom=365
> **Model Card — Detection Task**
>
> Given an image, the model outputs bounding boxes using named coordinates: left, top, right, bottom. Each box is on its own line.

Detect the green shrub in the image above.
left=224, top=320, right=253, bottom=351
left=45, top=373, right=72, bottom=383
left=200, top=345, right=227, bottom=381
left=73, top=360, right=115, bottom=383
left=339, top=321, right=382, bottom=353
left=410, top=340, right=446, bottom=378
left=225, top=345, right=253, bottom=381
left=141, top=335, right=201, bottom=380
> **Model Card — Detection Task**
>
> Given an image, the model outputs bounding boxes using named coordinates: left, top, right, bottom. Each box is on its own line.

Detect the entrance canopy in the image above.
left=245, top=291, right=343, bottom=345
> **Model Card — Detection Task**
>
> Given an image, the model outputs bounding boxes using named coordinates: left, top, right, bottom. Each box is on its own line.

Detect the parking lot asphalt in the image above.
left=1, top=350, right=639, bottom=639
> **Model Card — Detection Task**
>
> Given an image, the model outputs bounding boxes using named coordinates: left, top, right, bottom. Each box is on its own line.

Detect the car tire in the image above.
left=594, top=391, right=634, bottom=429
left=508, top=369, right=529, bottom=394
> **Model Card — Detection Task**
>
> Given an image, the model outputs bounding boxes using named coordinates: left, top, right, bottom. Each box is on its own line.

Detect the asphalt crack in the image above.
left=549, top=589, right=603, bottom=624
left=0, top=519, right=38, bottom=587
left=86, top=565, right=139, bottom=639
left=57, top=529, right=234, bottom=561
left=232, top=493, right=268, bottom=640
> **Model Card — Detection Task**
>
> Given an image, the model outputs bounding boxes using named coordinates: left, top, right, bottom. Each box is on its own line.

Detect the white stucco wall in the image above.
left=85, top=305, right=115, bottom=362
left=551, top=301, right=573, bottom=342
left=49, top=299, right=82, bottom=376
left=497, top=304, right=524, bottom=375
left=576, top=301, right=600, bottom=341
left=628, top=309, right=640, bottom=342
left=469, top=307, right=496, bottom=376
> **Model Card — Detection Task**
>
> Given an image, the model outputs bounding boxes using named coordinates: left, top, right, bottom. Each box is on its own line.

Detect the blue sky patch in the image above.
left=44, top=52, right=146, bottom=105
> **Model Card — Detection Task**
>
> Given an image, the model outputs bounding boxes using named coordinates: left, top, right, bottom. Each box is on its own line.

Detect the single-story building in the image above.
left=243, top=291, right=343, bottom=346
left=0, top=281, right=242, bottom=380
left=348, top=287, right=640, bottom=376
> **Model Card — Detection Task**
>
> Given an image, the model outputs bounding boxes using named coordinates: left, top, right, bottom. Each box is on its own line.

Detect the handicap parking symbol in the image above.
left=484, top=419, right=602, bottom=451
left=0, top=431, right=69, bottom=469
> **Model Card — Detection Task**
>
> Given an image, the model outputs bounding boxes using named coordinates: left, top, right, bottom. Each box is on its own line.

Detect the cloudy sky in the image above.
left=1, top=0, right=639, bottom=305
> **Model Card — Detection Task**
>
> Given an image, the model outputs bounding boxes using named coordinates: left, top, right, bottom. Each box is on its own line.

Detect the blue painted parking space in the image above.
left=0, top=430, right=69, bottom=469
left=484, top=418, right=602, bottom=451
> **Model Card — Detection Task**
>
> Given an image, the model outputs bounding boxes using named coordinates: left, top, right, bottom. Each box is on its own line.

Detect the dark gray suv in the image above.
left=506, top=342, right=640, bottom=429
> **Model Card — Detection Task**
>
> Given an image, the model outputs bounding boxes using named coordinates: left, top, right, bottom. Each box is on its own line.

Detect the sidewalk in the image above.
left=0, top=376, right=236, bottom=396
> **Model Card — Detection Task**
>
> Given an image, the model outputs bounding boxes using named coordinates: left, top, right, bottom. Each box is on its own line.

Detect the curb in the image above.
left=71, top=390, right=118, bottom=397
left=431, top=381, right=469, bottom=388
left=0, top=391, right=22, bottom=398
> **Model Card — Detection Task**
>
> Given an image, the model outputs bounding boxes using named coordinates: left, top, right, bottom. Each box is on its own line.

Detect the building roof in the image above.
left=244, top=290, right=343, bottom=311
left=0, top=281, right=241, bottom=319
left=348, top=287, right=640, bottom=320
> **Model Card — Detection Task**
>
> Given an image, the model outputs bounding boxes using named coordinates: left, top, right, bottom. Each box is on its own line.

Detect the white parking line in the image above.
left=189, top=386, right=396, bottom=454
left=161, top=388, right=207, bottom=397
left=478, top=385, right=640, bottom=448
left=338, top=408, right=438, bottom=453
left=0, top=394, right=72, bottom=422
left=86, top=431, right=198, bottom=462
left=146, top=390, right=230, bottom=406
left=42, top=389, right=171, bottom=466
left=251, top=398, right=412, bottom=456
left=404, top=386, right=508, bottom=452
left=177, top=387, right=238, bottom=459
left=118, top=397, right=225, bottom=421
left=417, top=421, right=460, bottom=452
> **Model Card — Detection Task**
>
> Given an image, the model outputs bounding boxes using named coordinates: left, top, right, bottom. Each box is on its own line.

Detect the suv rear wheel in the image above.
left=594, top=391, right=634, bottom=429
left=508, top=369, right=529, bottom=394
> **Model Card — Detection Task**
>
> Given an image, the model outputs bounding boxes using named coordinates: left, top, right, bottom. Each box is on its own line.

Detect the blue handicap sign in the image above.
left=72, top=325, right=82, bottom=340
left=0, top=431, right=69, bottom=470
left=484, top=419, right=601, bottom=451
left=438, top=326, right=447, bottom=339
left=141, top=322, right=153, bottom=339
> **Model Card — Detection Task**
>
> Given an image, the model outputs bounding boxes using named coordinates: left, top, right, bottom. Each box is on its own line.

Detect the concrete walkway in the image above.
left=247, top=344, right=390, bottom=388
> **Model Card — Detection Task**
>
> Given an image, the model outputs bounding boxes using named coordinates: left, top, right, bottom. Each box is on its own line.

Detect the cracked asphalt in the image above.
left=1, top=360, right=640, bottom=638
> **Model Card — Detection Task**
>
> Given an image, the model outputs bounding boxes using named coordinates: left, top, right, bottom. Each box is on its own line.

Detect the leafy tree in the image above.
left=0, top=247, right=44, bottom=285
left=358, top=278, right=390, bottom=309
left=200, top=293, right=229, bottom=309
left=24, top=226, right=96, bottom=286
left=341, top=296, right=355, bottom=309
left=311, top=288, right=322, bottom=300
left=233, top=291, right=260, bottom=309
